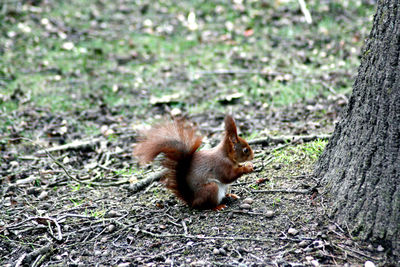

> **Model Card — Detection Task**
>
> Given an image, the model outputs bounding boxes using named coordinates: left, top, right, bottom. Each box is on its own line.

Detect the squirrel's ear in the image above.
left=225, top=115, right=238, bottom=142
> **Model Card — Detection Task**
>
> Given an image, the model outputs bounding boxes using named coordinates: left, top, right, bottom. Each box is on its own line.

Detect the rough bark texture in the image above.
left=314, top=0, right=400, bottom=257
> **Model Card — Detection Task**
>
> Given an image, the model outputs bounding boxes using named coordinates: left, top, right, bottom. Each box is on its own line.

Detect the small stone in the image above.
left=367, top=244, right=374, bottom=252
left=265, top=210, right=274, bottom=218
left=170, top=108, right=182, bottom=116
left=311, top=260, right=320, bottom=267
left=94, top=250, right=102, bottom=256
left=299, top=240, right=309, bottom=247
left=55, top=255, right=62, bottom=260
left=306, top=256, right=314, bottom=262
left=165, top=258, right=173, bottom=265
left=213, top=248, right=220, bottom=255
left=37, top=191, right=48, bottom=200
left=243, top=198, right=254, bottom=204
left=107, top=224, right=116, bottom=233
left=117, top=263, right=130, bottom=267
left=294, top=249, right=302, bottom=254
left=376, top=245, right=384, bottom=252
left=288, top=228, right=299, bottom=235
left=105, top=210, right=121, bottom=218
left=62, top=42, right=74, bottom=50
left=219, top=248, right=227, bottom=256
left=240, top=203, right=251, bottom=210
left=364, top=261, right=376, bottom=267
left=63, top=156, right=70, bottom=164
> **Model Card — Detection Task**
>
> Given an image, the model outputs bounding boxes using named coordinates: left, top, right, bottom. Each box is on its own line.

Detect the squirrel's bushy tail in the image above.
left=133, top=119, right=202, bottom=204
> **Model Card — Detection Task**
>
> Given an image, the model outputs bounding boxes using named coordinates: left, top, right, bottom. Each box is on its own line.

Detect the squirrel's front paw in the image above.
left=244, top=162, right=254, bottom=172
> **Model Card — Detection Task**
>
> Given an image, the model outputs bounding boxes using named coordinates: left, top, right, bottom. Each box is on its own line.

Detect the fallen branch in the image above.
left=126, top=171, right=165, bottom=194
left=35, top=138, right=102, bottom=154
left=22, top=243, right=53, bottom=266
left=248, top=134, right=331, bottom=146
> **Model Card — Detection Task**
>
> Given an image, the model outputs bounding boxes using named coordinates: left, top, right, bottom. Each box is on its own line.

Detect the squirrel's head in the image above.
left=224, top=115, right=254, bottom=163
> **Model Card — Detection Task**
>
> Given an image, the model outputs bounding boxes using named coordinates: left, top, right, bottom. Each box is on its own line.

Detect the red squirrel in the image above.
left=133, top=115, right=254, bottom=210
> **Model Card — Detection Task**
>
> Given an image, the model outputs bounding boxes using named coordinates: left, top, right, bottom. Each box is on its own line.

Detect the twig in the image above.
left=298, top=0, right=312, bottom=24
left=34, top=138, right=102, bottom=154
left=15, top=175, right=38, bottom=185
left=251, top=189, right=310, bottom=194
left=248, top=134, right=331, bottom=146
left=9, top=137, right=126, bottom=187
left=232, top=210, right=267, bottom=216
left=181, top=220, right=188, bottom=235
left=32, top=138, right=130, bottom=187
left=15, top=253, right=27, bottom=267
left=45, top=217, right=63, bottom=241
left=126, top=171, right=165, bottom=194
left=333, top=243, right=381, bottom=261
left=23, top=243, right=53, bottom=265
left=4, top=216, right=62, bottom=241
left=57, top=213, right=93, bottom=222
left=32, top=253, right=48, bottom=267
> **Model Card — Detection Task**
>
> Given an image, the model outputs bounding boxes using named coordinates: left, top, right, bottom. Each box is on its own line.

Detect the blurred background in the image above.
left=0, top=0, right=376, bottom=139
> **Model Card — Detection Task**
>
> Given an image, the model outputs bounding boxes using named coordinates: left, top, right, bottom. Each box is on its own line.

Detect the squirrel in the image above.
left=133, top=115, right=254, bottom=210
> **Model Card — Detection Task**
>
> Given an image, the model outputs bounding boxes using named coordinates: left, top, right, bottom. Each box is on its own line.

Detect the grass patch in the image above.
left=272, top=139, right=328, bottom=165
left=0, top=0, right=375, bottom=120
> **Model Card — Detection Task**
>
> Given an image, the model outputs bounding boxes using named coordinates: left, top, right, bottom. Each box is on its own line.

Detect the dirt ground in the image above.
left=1, top=0, right=397, bottom=266
left=1, top=95, right=394, bottom=266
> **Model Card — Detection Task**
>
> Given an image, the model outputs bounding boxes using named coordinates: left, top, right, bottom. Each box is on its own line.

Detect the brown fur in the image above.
left=134, top=119, right=202, bottom=205
left=133, top=115, right=254, bottom=210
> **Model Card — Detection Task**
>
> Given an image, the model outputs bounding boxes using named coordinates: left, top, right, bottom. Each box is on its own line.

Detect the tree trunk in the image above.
left=314, top=0, right=400, bottom=258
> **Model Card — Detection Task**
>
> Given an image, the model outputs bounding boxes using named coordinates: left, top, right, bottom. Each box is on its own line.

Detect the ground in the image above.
left=0, top=0, right=394, bottom=266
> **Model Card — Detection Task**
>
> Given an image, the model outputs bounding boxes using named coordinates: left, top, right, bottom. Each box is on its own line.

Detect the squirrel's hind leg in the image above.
left=191, top=183, right=220, bottom=210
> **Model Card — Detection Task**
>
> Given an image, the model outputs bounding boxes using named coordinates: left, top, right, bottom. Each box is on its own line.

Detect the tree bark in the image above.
left=314, top=0, right=400, bottom=258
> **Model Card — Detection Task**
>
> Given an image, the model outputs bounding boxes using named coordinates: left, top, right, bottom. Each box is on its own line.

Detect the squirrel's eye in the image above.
left=243, top=147, right=248, bottom=153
